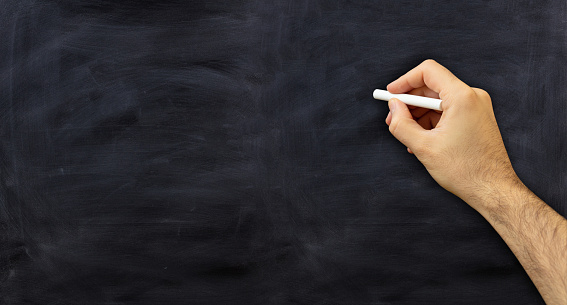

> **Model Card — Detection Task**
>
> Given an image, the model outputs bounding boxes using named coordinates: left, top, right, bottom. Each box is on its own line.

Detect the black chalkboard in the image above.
left=1, top=1, right=565, bottom=304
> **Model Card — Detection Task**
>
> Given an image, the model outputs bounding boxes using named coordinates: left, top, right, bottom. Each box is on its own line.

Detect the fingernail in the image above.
left=389, top=99, right=397, bottom=112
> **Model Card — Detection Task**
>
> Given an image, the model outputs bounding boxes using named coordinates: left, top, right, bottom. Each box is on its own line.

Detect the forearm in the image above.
left=469, top=179, right=567, bottom=305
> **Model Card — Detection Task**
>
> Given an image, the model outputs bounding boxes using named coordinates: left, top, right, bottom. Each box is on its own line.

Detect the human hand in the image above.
left=384, top=60, right=520, bottom=208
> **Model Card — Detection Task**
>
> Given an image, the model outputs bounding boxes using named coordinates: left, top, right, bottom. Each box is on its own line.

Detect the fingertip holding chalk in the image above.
left=373, top=89, right=443, bottom=111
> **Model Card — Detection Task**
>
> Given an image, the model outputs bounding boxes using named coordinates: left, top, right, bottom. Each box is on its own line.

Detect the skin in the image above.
left=384, top=59, right=567, bottom=305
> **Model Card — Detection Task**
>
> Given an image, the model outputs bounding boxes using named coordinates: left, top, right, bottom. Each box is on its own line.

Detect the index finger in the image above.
left=386, top=59, right=467, bottom=100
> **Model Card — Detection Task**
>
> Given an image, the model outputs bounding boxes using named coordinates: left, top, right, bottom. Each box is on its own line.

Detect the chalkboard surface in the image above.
left=1, top=1, right=565, bottom=304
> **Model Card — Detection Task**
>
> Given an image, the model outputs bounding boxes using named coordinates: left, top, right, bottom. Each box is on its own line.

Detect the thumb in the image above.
left=388, top=98, right=426, bottom=149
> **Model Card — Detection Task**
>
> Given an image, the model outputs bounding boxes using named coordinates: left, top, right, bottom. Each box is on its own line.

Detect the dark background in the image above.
left=1, top=1, right=565, bottom=304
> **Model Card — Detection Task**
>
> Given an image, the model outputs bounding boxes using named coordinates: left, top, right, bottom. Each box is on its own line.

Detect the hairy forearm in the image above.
left=469, top=179, right=567, bottom=305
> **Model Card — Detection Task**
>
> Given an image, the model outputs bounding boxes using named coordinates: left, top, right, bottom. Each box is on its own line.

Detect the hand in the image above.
left=384, top=60, right=519, bottom=209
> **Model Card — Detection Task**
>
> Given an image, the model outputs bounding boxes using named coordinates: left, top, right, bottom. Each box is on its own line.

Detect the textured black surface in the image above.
left=1, top=1, right=565, bottom=304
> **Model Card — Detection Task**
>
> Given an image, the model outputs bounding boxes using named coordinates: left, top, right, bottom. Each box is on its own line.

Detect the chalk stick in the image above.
left=373, top=89, right=442, bottom=111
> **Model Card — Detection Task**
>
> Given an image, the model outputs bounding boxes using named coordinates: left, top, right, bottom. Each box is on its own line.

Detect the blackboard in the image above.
left=1, top=1, right=565, bottom=304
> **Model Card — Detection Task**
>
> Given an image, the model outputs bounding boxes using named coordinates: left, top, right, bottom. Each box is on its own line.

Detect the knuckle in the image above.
left=421, top=59, right=438, bottom=69
left=456, top=88, right=478, bottom=109
left=423, top=59, right=437, bottom=65
left=474, top=88, right=491, bottom=101
left=462, top=88, right=477, bottom=100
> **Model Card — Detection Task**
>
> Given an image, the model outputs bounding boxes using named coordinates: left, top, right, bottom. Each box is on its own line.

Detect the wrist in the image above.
left=463, top=175, right=528, bottom=217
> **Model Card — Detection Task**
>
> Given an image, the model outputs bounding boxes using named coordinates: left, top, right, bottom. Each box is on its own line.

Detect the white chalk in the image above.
left=373, top=89, right=443, bottom=111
